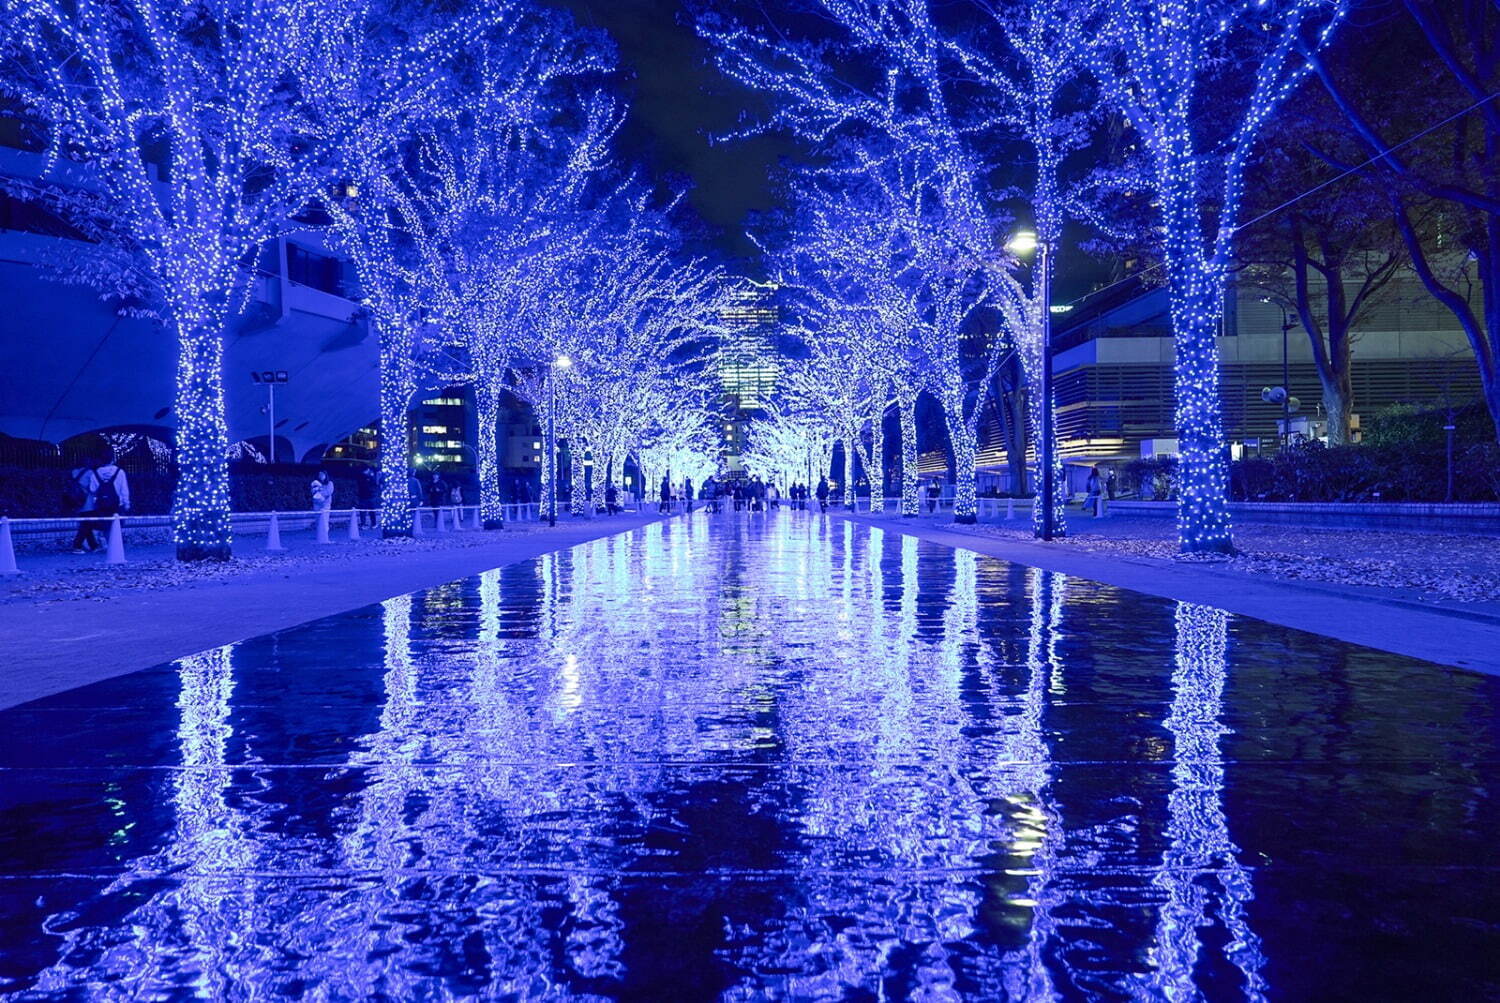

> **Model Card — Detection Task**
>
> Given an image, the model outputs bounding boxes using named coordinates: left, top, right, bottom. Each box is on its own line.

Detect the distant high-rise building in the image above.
left=717, top=283, right=781, bottom=475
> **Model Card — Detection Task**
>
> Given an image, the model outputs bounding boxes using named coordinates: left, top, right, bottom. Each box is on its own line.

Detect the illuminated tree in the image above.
left=507, top=196, right=726, bottom=515
left=1084, top=0, right=1350, bottom=551
left=742, top=406, right=837, bottom=490
left=327, top=8, right=610, bottom=534
left=705, top=4, right=1029, bottom=524
left=0, top=0, right=407, bottom=558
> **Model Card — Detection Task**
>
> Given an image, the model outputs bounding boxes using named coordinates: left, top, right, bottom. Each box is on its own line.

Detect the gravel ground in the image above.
left=939, top=514, right=1500, bottom=604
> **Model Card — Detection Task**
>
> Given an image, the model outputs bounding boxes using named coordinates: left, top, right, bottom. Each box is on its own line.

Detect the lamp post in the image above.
left=545, top=355, right=571, bottom=527
left=1262, top=299, right=1294, bottom=447
left=1006, top=229, right=1057, bottom=541
left=250, top=370, right=289, bottom=463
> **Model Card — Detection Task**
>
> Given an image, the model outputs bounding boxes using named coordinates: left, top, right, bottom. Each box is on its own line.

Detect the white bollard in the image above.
left=316, top=509, right=331, bottom=544
left=1006, top=497, right=1015, bottom=520
left=471, top=505, right=483, bottom=530
left=435, top=507, right=447, bottom=533
left=266, top=512, right=286, bottom=551
left=0, top=517, right=18, bottom=575
left=412, top=508, right=425, bottom=536
left=105, top=514, right=126, bottom=565
left=347, top=509, right=361, bottom=541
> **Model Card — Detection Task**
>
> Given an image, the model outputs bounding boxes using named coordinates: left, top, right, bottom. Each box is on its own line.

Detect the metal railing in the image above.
left=0, top=498, right=702, bottom=574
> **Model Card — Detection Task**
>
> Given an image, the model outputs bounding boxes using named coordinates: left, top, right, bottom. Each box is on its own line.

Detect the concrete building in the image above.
left=0, top=137, right=379, bottom=463
left=715, top=282, right=781, bottom=476
left=960, top=276, right=1480, bottom=489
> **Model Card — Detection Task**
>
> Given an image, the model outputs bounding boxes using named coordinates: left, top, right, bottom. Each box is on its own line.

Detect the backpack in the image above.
left=93, top=468, right=121, bottom=515
left=64, top=469, right=89, bottom=509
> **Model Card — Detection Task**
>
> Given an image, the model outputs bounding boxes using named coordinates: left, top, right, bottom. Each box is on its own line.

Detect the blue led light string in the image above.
left=1084, top=0, right=1350, bottom=553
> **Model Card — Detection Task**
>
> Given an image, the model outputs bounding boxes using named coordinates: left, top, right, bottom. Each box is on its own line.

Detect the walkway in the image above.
left=853, top=511, right=1500, bottom=675
left=1, top=512, right=1495, bottom=998
left=0, top=513, right=668, bottom=710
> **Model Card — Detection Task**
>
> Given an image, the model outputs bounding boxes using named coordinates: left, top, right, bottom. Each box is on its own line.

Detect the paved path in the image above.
left=857, top=513, right=1500, bottom=676
left=0, top=514, right=666, bottom=710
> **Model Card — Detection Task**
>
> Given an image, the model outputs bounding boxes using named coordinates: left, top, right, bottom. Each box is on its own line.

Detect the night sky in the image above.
left=549, top=0, right=801, bottom=263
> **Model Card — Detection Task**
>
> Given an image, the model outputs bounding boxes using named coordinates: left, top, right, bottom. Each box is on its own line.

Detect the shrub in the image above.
left=1227, top=439, right=1499, bottom=502
left=1124, top=456, right=1178, bottom=500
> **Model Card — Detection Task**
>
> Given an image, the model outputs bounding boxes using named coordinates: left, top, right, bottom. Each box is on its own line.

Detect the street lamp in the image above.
left=1006, top=228, right=1056, bottom=541
left=1260, top=298, right=1296, bottom=447
left=545, top=355, right=571, bottom=527
left=249, top=370, right=289, bottom=463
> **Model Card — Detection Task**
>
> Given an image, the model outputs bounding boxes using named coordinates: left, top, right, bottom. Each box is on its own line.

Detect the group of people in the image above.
left=65, top=453, right=132, bottom=554
left=644, top=475, right=845, bottom=515
left=1083, top=465, right=1117, bottom=518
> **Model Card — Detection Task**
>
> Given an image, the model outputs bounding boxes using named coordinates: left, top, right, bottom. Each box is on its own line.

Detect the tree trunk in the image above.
left=1167, top=272, right=1235, bottom=554
left=1022, top=372, right=1066, bottom=540
left=941, top=395, right=978, bottom=524
left=172, top=330, right=233, bottom=561
left=569, top=439, right=587, bottom=516
left=867, top=408, right=885, bottom=513
left=1321, top=375, right=1352, bottom=447
left=1008, top=380, right=1029, bottom=496
left=842, top=434, right=855, bottom=509
left=899, top=393, right=920, bottom=517
left=474, top=382, right=503, bottom=528
left=378, top=329, right=415, bottom=537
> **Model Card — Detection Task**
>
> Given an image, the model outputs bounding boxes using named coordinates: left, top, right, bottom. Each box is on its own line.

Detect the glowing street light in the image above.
left=1005, top=229, right=1039, bottom=257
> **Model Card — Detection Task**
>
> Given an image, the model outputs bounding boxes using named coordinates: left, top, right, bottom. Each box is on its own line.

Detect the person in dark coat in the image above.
left=659, top=475, right=671, bottom=514
left=357, top=466, right=379, bottom=526
left=815, top=477, right=830, bottom=513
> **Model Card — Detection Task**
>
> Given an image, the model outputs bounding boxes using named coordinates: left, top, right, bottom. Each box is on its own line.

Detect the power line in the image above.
left=1055, top=88, right=1500, bottom=312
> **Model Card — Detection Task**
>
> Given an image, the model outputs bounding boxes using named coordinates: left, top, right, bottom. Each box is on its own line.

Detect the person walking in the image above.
left=767, top=482, right=780, bottom=510
left=427, top=473, right=447, bottom=511
left=1086, top=465, right=1104, bottom=519
left=684, top=477, right=694, bottom=514
left=816, top=477, right=830, bottom=513
left=357, top=466, right=378, bottom=527
left=1105, top=468, right=1117, bottom=501
left=659, top=475, right=671, bottom=514
left=67, top=461, right=100, bottom=553
left=605, top=482, right=619, bottom=515
left=926, top=479, right=941, bottom=514
left=732, top=481, right=744, bottom=512
left=69, top=453, right=130, bottom=553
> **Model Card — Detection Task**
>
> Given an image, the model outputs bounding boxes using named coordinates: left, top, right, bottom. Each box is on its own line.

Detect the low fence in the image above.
left=0, top=497, right=706, bottom=575
left=1109, top=500, right=1500, bottom=534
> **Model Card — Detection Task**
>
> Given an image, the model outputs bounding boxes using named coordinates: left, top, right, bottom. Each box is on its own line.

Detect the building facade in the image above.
left=948, top=276, right=1482, bottom=491
left=715, top=282, right=781, bottom=477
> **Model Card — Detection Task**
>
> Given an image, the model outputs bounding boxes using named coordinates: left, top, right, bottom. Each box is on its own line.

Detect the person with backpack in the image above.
left=71, top=454, right=130, bottom=554
left=66, top=463, right=98, bottom=553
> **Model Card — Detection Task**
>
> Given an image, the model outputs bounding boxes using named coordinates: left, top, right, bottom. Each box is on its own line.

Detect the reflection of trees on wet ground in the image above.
left=20, top=514, right=1280, bottom=998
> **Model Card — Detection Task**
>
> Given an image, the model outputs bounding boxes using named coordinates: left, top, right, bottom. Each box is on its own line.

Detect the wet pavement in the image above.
left=1, top=512, right=1496, bottom=999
